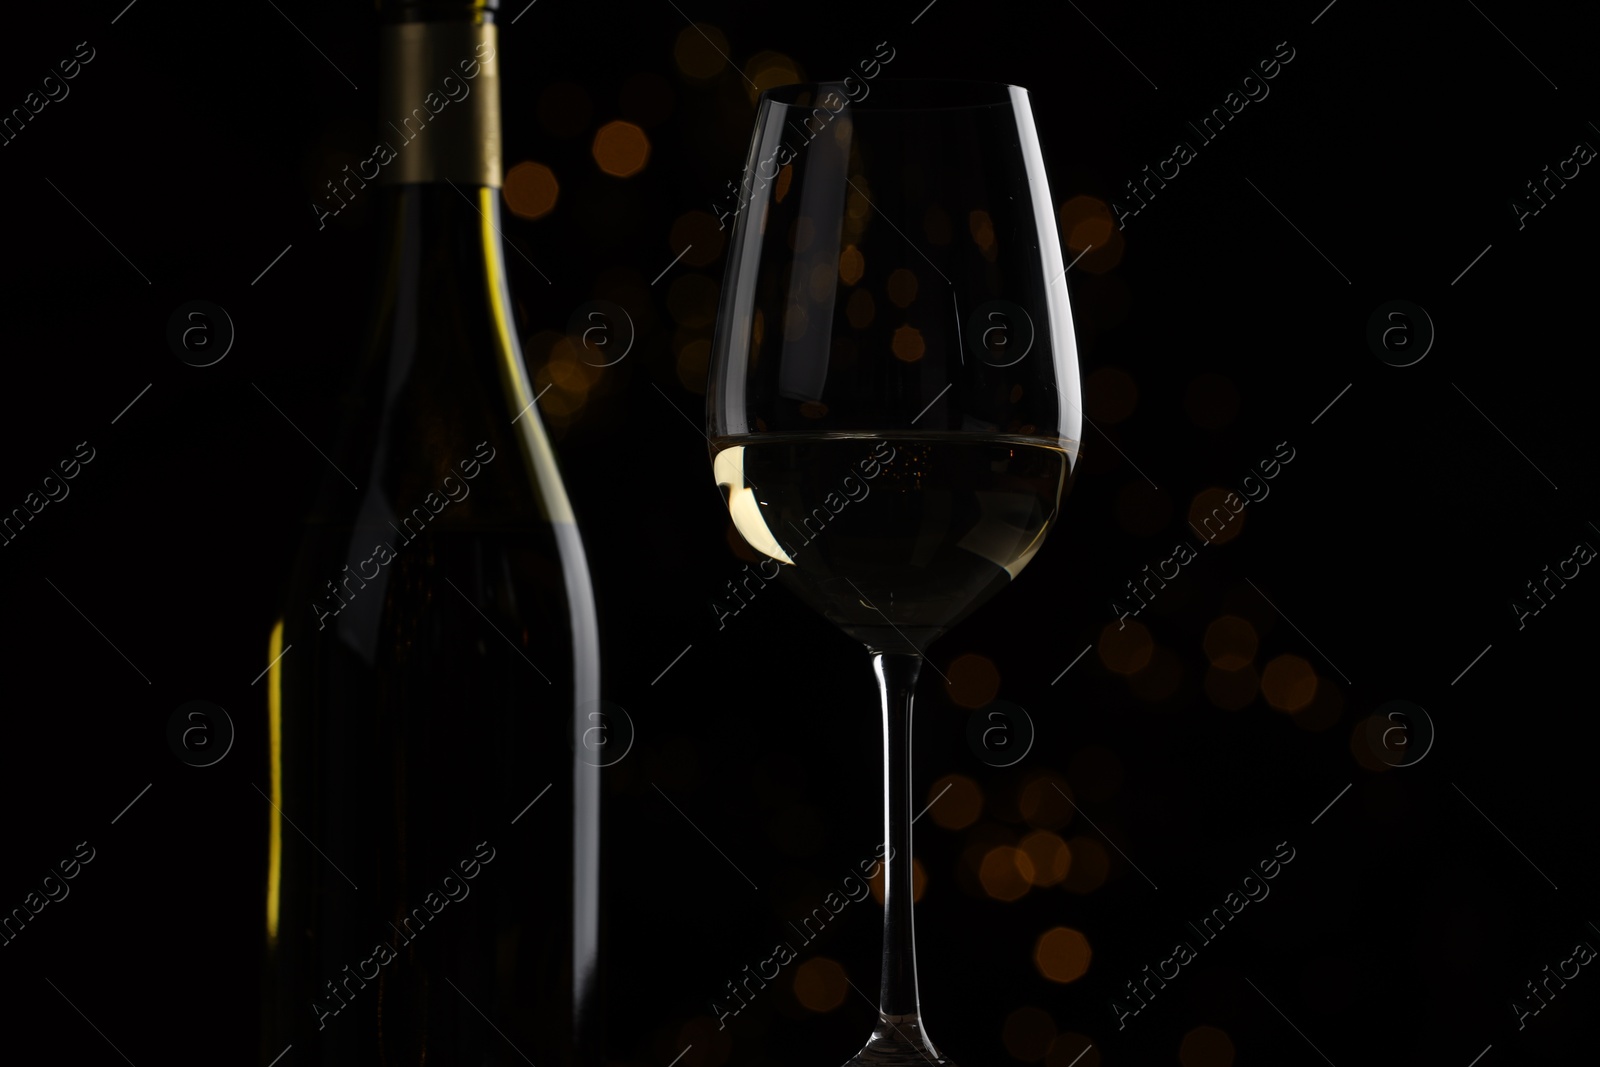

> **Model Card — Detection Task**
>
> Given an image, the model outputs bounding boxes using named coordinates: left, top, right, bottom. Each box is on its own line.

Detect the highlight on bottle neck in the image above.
left=378, top=15, right=501, bottom=187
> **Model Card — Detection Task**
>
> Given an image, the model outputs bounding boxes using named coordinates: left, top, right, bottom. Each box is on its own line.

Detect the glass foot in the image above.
left=843, top=1014, right=952, bottom=1066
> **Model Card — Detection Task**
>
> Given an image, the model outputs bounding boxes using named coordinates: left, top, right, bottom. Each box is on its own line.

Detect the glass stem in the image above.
left=873, top=652, right=925, bottom=1024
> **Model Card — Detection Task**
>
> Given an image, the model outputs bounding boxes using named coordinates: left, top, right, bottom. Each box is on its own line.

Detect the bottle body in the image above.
left=263, top=14, right=600, bottom=1064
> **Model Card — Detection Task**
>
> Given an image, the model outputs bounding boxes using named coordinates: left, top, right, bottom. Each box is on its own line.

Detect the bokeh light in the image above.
left=670, top=210, right=727, bottom=267
left=1098, top=619, right=1152, bottom=675
left=520, top=332, right=567, bottom=435
left=535, top=336, right=599, bottom=419
left=676, top=1014, right=734, bottom=1067
left=592, top=120, right=650, bottom=178
left=674, top=23, right=730, bottom=80
left=980, top=846, right=1032, bottom=901
left=784, top=304, right=808, bottom=342
left=869, top=857, right=926, bottom=903
left=1179, top=1025, right=1236, bottom=1067
left=966, top=212, right=992, bottom=254
left=891, top=325, right=925, bottom=363
left=545, top=337, right=594, bottom=391
left=886, top=268, right=919, bottom=308
left=1034, top=926, right=1092, bottom=983
left=1002, top=1006, right=1057, bottom=1062
left=792, top=957, right=847, bottom=1012
left=808, top=263, right=836, bottom=302
left=1019, top=830, right=1071, bottom=886
left=947, top=653, right=1000, bottom=708
left=503, top=161, right=558, bottom=220
left=1203, top=615, right=1258, bottom=669
left=1261, top=654, right=1317, bottom=712
left=743, top=51, right=803, bottom=105
left=536, top=382, right=583, bottom=416
left=846, top=185, right=871, bottom=221
left=1059, top=194, right=1125, bottom=273
left=928, top=773, right=983, bottom=830
left=1189, top=487, right=1245, bottom=545
left=958, top=825, right=1007, bottom=887
left=675, top=337, right=710, bottom=393
left=839, top=245, right=865, bottom=286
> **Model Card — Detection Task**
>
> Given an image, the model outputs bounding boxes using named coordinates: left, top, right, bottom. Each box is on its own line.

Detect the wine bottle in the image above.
left=262, top=2, right=602, bottom=1064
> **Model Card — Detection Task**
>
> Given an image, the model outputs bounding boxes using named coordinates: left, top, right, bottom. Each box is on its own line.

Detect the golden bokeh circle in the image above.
left=1261, top=653, right=1317, bottom=712
left=503, top=161, right=558, bottom=220
left=674, top=24, right=730, bottom=80
left=979, top=846, right=1032, bottom=901
left=592, top=120, right=650, bottom=178
left=928, top=774, right=983, bottom=831
left=1098, top=619, right=1152, bottom=675
left=1002, top=1006, right=1057, bottom=1062
left=891, top=324, right=925, bottom=363
left=792, top=957, right=847, bottom=1012
left=1019, top=830, right=1071, bottom=886
left=1034, top=927, right=1092, bottom=983
left=1179, top=1025, right=1236, bottom=1067
left=947, top=653, right=1001, bottom=708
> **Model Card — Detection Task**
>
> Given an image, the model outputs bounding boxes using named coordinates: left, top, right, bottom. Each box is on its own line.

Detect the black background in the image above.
left=2, top=1, right=1598, bottom=1064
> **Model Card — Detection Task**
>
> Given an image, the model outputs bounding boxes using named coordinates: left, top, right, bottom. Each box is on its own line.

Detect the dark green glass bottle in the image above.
left=262, top=2, right=601, bottom=1063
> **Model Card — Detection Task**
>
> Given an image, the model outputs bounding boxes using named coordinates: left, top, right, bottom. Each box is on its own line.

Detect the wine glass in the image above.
left=707, top=80, right=1082, bottom=1065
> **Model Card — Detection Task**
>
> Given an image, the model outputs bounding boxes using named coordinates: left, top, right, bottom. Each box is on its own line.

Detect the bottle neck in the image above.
left=378, top=19, right=501, bottom=188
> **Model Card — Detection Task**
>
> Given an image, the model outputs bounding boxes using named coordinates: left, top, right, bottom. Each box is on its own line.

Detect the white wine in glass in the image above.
left=707, top=80, right=1082, bottom=1065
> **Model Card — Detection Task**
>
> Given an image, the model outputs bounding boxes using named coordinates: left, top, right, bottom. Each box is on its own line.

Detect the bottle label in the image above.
left=379, top=22, right=501, bottom=187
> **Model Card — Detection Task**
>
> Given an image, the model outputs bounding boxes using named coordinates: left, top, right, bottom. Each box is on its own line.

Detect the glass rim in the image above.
left=757, top=78, right=1028, bottom=112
